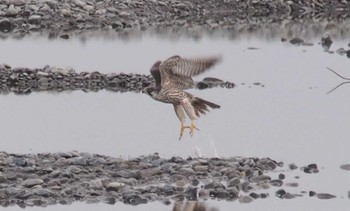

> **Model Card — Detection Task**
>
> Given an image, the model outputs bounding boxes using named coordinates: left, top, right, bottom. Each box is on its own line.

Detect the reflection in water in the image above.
left=173, top=201, right=218, bottom=211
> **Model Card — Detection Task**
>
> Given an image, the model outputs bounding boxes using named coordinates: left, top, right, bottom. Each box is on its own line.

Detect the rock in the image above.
left=59, top=34, right=70, bottom=39
left=289, top=37, right=304, bottom=46
left=285, top=182, right=298, bottom=187
left=249, top=175, right=271, bottom=183
left=270, top=179, right=283, bottom=187
left=0, top=172, right=7, bottom=183
left=106, top=182, right=125, bottom=192
left=239, top=195, right=254, bottom=203
left=6, top=4, right=19, bottom=16
left=21, top=179, right=44, bottom=188
left=0, top=18, right=12, bottom=32
left=278, top=174, right=285, bottom=180
left=316, top=193, right=336, bottom=199
left=340, top=164, right=350, bottom=171
left=28, top=15, right=42, bottom=24
left=321, top=34, right=333, bottom=51
left=178, top=167, right=194, bottom=175
left=33, top=188, right=53, bottom=197
left=89, top=179, right=103, bottom=190
left=275, top=189, right=287, bottom=198
left=309, top=191, right=316, bottom=197
left=198, top=188, right=210, bottom=199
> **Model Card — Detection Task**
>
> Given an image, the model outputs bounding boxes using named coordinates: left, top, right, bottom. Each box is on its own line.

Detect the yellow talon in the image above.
left=179, top=124, right=190, bottom=140
left=190, top=121, right=199, bottom=137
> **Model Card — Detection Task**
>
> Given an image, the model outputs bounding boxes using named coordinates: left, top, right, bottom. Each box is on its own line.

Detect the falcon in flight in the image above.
left=143, top=55, right=221, bottom=140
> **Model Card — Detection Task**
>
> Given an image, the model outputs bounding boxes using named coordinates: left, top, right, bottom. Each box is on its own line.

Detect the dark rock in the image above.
left=123, top=195, right=148, bottom=205
left=316, top=193, right=336, bottom=200
left=275, top=189, right=287, bottom=198
left=290, top=37, right=304, bottom=46
left=0, top=173, right=7, bottom=183
left=59, top=34, right=70, bottom=39
left=249, top=192, right=260, bottom=199
left=309, top=191, right=316, bottom=197
left=340, top=164, right=350, bottom=171
left=0, top=18, right=12, bottom=32
left=270, top=179, right=283, bottom=187
left=278, top=174, right=285, bottom=180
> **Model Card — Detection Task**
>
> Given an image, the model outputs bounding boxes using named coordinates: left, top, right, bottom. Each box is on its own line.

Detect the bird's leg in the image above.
left=179, top=123, right=190, bottom=140
left=190, top=120, right=199, bottom=137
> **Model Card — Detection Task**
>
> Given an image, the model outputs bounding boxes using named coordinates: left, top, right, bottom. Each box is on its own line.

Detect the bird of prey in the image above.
left=143, top=55, right=221, bottom=140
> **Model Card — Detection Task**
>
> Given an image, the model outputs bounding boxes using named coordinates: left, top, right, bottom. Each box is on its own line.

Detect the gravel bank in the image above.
left=0, top=152, right=342, bottom=208
left=0, top=65, right=235, bottom=95
left=0, top=0, right=349, bottom=39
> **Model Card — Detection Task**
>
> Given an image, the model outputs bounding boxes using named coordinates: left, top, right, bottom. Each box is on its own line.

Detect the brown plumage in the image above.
left=143, top=55, right=222, bottom=140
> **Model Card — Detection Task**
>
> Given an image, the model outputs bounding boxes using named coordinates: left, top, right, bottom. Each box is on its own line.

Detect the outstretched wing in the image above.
left=159, top=55, right=221, bottom=89
left=172, top=56, right=221, bottom=77
left=150, top=61, right=162, bottom=90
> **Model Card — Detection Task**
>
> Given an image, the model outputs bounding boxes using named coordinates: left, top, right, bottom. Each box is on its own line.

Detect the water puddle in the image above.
left=1, top=31, right=350, bottom=210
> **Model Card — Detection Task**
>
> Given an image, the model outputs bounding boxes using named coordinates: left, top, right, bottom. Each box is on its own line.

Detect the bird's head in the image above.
left=142, top=86, right=158, bottom=98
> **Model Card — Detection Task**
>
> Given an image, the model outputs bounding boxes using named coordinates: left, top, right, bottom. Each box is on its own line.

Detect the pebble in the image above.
left=21, top=178, right=44, bottom=188
left=0, top=173, right=7, bottom=183
left=340, top=164, right=350, bottom=171
left=301, top=164, right=319, bottom=174
left=316, top=193, right=336, bottom=200
left=106, top=182, right=125, bottom=192
left=6, top=4, right=19, bottom=16
left=239, top=195, right=254, bottom=203
left=284, top=182, right=299, bottom=187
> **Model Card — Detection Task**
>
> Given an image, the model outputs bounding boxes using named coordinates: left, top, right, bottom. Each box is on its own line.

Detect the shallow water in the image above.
left=1, top=35, right=350, bottom=210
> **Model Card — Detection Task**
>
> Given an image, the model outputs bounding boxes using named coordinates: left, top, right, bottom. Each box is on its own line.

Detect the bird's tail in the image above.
left=191, top=97, right=220, bottom=117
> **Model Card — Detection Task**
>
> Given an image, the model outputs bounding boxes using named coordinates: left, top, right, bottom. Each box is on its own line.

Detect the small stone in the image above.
left=59, top=34, right=70, bottom=39
left=0, top=173, right=7, bottom=183
left=289, top=37, right=304, bottom=46
left=340, top=164, right=350, bottom=171
left=249, top=175, right=271, bottom=183
left=28, top=15, right=41, bottom=25
left=0, top=18, right=12, bottom=32
left=270, top=179, right=283, bottom=187
left=336, top=48, right=346, bottom=56
left=285, top=182, right=299, bottom=187
left=89, top=179, right=103, bottom=190
left=6, top=4, right=19, bottom=16
left=289, top=163, right=298, bottom=170
left=239, top=195, right=254, bottom=203
left=106, top=182, right=125, bottom=192
left=178, top=168, right=194, bottom=175
left=249, top=192, right=260, bottom=199
left=276, top=189, right=287, bottom=198
left=309, top=191, right=316, bottom=197
left=194, top=165, right=209, bottom=172
left=21, top=179, right=44, bottom=188
left=198, top=188, right=210, bottom=199
left=33, top=188, right=52, bottom=197
left=278, top=174, right=285, bottom=180
left=283, top=193, right=297, bottom=199
left=227, top=177, right=241, bottom=187
left=260, top=193, right=269, bottom=198
left=84, top=5, right=94, bottom=12
left=316, top=193, right=336, bottom=200
left=61, top=9, right=72, bottom=17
